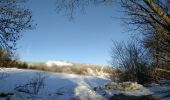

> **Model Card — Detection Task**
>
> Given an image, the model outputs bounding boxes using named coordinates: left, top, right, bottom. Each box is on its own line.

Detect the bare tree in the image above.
left=0, top=0, right=32, bottom=79
left=119, top=0, right=170, bottom=69
left=55, top=0, right=114, bottom=20
left=55, top=0, right=170, bottom=70
left=0, top=48, right=11, bottom=80
left=0, top=48, right=12, bottom=67
left=111, top=40, right=156, bottom=84
left=0, top=0, right=32, bottom=53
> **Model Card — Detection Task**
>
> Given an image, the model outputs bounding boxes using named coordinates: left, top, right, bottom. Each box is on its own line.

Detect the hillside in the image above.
left=26, top=60, right=114, bottom=78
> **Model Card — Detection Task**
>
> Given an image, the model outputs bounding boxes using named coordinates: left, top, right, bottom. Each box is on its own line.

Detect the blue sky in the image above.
left=17, top=0, right=130, bottom=65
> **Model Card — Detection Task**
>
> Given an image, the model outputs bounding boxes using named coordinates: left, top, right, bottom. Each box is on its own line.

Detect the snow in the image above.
left=95, top=81, right=170, bottom=100
left=146, top=81, right=170, bottom=100
left=95, top=82, right=152, bottom=98
left=0, top=68, right=109, bottom=100
left=46, top=60, right=73, bottom=67
left=104, top=82, right=143, bottom=91
left=0, top=68, right=170, bottom=100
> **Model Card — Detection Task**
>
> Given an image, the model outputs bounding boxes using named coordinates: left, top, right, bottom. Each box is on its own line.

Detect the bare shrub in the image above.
left=29, top=65, right=47, bottom=71
left=0, top=48, right=12, bottom=68
left=14, top=62, right=29, bottom=69
left=14, top=72, right=47, bottom=99
left=69, top=65, right=86, bottom=75
left=111, top=41, right=155, bottom=84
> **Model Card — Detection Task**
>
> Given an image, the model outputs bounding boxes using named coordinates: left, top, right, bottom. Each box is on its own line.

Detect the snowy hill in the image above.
left=25, top=61, right=113, bottom=78
left=46, top=60, right=73, bottom=67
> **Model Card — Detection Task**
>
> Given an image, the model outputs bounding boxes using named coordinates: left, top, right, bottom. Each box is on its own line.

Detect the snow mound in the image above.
left=94, top=81, right=170, bottom=99
left=104, top=82, right=142, bottom=91
left=93, top=82, right=152, bottom=99
left=46, top=60, right=73, bottom=67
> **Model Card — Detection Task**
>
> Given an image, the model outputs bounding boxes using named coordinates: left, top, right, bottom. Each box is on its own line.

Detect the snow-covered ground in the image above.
left=95, top=81, right=170, bottom=100
left=0, top=68, right=109, bottom=100
left=0, top=68, right=170, bottom=100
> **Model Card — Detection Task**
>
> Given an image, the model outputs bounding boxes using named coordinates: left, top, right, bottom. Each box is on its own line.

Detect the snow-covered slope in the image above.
left=0, top=68, right=109, bottom=100
left=46, top=60, right=73, bottom=67
left=0, top=68, right=169, bottom=100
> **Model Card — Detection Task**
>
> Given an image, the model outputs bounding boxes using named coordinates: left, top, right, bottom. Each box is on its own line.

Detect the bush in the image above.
left=111, top=41, right=156, bottom=84
left=29, top=65, right=46, bottom=71
left=0, top=48, right=29, bottom=69
left=14, top=72, right=46, bottom=99
left=0, top=48, right=12, bottom=67
left=16, top=62, right=29, bottom=69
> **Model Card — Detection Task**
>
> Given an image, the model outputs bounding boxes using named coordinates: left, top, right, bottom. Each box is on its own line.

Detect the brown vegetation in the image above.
left=28, top=63, right=114, bottom=78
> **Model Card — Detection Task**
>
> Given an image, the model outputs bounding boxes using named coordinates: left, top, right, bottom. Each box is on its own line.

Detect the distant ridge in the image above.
left=27, top=60, right=111, bottom=67
left=46, top=60, right=73, bottom=67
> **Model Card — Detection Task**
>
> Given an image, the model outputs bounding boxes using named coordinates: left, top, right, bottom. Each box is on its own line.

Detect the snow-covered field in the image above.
left=0, top=68, right=109, bottom=100
left=0, top=68, right=170, bottom=100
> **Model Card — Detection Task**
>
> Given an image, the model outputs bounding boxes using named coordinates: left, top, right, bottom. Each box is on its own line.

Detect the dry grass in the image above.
left=27, top=63, right=114, bottom=78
